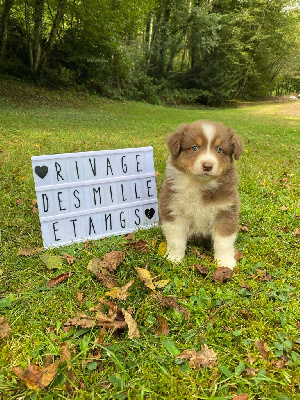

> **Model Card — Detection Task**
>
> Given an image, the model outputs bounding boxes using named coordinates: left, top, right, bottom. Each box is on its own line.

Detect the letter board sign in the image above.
left=31, top=147, right=158, bottom=248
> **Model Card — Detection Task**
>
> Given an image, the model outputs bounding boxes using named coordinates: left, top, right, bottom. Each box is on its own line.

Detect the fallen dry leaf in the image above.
left=17, top=247, right=43, bottom=256
left=235, top=249, right=243, bottom=262
left=233, top=395, right=249, bottom=400
left=101, top=251, right=125, bottom=271
left=87, top=258, right=118, bottom=288
left=94, top=300, right=127, bottom=332
left=244, top=366, right=258, bottom=376
left=122, top=309, right=140, bottom=339
left=151, top=293, right=190, bottom=319
left=155, top=316, right=170, bottom=336
left=13, top=360, right=59, bottom=389
left=77, top=292, right=83, bottom=303
left=65, top=314, right=95, bottom=329
left=103, top=280, right=134, bottom=300
left=239, top=224, right=249, bottom=232
left=194, top=263, right=209, bottom=276
left=192, top=249, right=210, bottom=259
left=212, top=267, right=233, bottom=283
left=136, top=267, right=156, bottom=291
left=30, top=199, right=39, bottom=214
left=0, top=317, right=11, bottom=338
left=177, top=344, right=217, bottom=369
left=61, top=342, right=72, bottom=365
left=47, top=271, right=73, bottom=288
left=246, top=349, right=256, bottom=365
left=250, top=268, right=271, bottom=281
left=240, top=309, right=252, bottom=320
left=123, top=232, right=135, bottom=241
left=275, top=356, right=289, bottom=369
left=293, top=228, right=300, bottom=237
left=255, top=339, right=270, bottom=361
left=59, top=253, right=77, bottom=265
left=125, top=239, right=149, bottom=252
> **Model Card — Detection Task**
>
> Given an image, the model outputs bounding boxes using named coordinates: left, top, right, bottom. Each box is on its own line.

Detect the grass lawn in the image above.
left=0, top=79, right=299, bottom=399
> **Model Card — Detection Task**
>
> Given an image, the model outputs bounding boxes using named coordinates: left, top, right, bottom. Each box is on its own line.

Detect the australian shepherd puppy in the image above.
left=159, top=120, right=243, bottom=269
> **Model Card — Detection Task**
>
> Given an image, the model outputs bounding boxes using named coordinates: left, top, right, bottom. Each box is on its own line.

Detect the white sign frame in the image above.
left=32, top=147, right=158, bottom=248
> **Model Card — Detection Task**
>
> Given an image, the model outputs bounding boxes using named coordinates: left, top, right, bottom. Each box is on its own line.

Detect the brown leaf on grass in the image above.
left=121, top=309, right=140, bottom=339
left=297, top=321, right=300, bottom=331
left=240, top=310, right=252, bottom=320
left=151, top=293, right=190, bottom=319
left=194, top=263, right=209, bottom=276
left=192, top=249, right=210, bottom=260
left=239, top=224, right=249, bottom=232
left=275, top=356, right=289, bottom=369
left=246, top=349, right=256, bottom=365
left=155, top=316, right=170, bottom=336
left=136, top=267, right=156, bottom=291
left=59, top=253, right=77, bottom=265
left=244, top=366, right=258, bottom=377
left=94, top=300, right=127, bottom=332
left=296, top=214, right=300, bottom=220
left=101, top=251, right=125, bottom=271
left=77, top=292, right=83, bottom=303
left=103, top=280, right=134, bottom=300
left=293, top=228, right=300, bottom=237
left=125, top=239, right=149, bottom=252
left=30, top=199, right=39, bottom=214
left=61, top=342, right=72, bottom=365
left=283, top=226, right=290, bottom=233
left=255, top=339, right=270, bottom=361
left=250, top=269, right=271, bottom=281
left=46, top=271, right=73, bottom=288
left=123, top=232, right=135, bottom=241
left=177, top=344, right=217, bottom=369
left=65, top=314, right=95, bottom=329
left=235, top=249, right=243, bottom=262
left=17, top=247, right=43, bottom=256
left=233, top=395, right=249, bottom=400
left=0, top=317, right=11, bottom=338
left=13, top=360, right=59, bottom=389
left=212, top=267, right=233, bottom=283
left=87, top=258, right=118, bottom=288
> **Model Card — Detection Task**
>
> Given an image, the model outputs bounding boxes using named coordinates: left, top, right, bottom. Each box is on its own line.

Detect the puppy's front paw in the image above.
left=166, top=249, right=185, bottom=263
left=215, top=257, right=236, bottom=270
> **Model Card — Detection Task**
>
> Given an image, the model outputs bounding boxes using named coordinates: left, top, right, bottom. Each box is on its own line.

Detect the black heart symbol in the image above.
left=145, top=208, right=155, bottom=219
left=35, top=165, right=48, bottom=179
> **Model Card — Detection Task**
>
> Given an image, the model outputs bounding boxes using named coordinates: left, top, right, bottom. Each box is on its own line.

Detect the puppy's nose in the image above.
left=203, top=162, right=213, bottom=171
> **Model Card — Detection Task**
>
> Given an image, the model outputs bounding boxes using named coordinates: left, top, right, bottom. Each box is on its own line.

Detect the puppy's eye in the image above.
left=191, top=145, right=199, bottom=152
left=216, top=147, right=223, bottom=153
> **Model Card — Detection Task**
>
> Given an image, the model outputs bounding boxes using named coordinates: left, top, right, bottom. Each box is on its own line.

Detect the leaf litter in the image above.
left=176, top=344, right=218, bottom=369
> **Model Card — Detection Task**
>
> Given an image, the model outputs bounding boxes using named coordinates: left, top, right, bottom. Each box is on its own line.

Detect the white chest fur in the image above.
left=166, top=163, right=231, bottom=238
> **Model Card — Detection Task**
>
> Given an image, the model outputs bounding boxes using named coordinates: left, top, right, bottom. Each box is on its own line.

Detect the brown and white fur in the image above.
left=159, top=120, right=243, bottom=269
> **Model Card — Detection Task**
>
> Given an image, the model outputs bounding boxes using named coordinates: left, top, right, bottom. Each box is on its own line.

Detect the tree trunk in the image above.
left=33, top=0, right=44, bottom=75
left=0, top=0, right=15, bottom=58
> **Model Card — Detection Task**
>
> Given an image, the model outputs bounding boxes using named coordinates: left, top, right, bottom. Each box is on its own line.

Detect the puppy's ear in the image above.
left=229, top=128, right=243, bottom=160
left=167, top=125, right=187, bottom=157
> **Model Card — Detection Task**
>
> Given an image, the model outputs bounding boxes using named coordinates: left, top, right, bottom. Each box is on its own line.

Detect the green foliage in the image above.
left=0, top=0, right=299, bottom=103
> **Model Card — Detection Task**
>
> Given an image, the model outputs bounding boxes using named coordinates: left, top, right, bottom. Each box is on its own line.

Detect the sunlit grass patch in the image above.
left=0, top=87, right=299, bottom=399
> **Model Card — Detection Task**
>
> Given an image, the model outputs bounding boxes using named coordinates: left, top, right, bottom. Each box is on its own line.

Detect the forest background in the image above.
left=0, top=0, right=300, bottom=106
